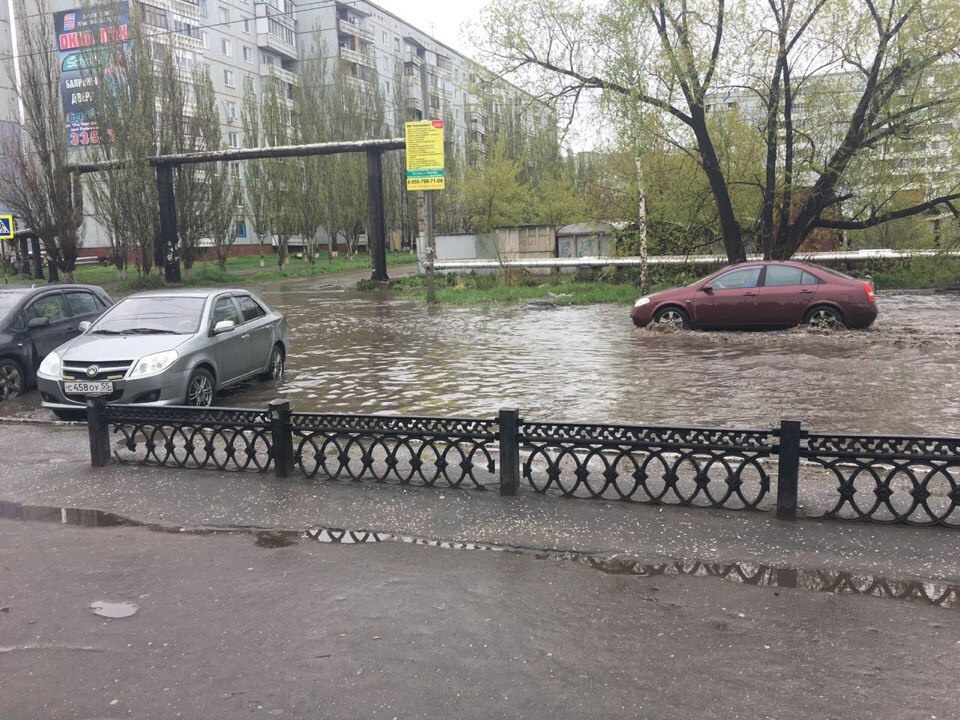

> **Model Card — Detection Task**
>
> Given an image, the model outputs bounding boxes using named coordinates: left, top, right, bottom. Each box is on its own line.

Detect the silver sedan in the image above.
left=37, top=289, right=290, bottom=418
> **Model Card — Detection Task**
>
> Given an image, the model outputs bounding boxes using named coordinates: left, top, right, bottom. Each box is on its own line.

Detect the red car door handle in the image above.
left=800, top=290, right=814, bottom=294
left=744, top=291, right=757, bottom=296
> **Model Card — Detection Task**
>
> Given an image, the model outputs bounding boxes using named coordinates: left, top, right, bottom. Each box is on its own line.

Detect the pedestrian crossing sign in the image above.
left=0, top=215, right=13, bottom=240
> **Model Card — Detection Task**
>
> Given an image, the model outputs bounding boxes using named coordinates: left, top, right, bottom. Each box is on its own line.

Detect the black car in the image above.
left=0, top=285, right=113, bottom=401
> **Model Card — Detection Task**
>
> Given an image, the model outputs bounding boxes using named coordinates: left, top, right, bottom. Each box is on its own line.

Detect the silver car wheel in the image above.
left=270, top=348, right=284, bottom=380
left=656, top=309, right=686, bottom=330
left=807, top=308, right=844, bottom=330
left=0, top=362, right=23, bottom=401
left=187, top=373, right=214, bottom=407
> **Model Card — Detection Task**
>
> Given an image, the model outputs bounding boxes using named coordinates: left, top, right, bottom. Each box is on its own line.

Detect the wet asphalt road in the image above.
left=2, top=520, right=959, bottom=720
left=4, top=286, right=959, bottom=436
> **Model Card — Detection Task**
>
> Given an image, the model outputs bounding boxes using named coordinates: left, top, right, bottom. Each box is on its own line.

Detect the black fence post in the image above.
left=776, top=420, right=802, bottom=521
left=499, top=408, right=521, bottom=496
left=366, top=149, right=389, bottom=283
left=269, top=399, right=294, bottom=479
left=155, top=164, right=182, bottom=283
left=86, top=397, right=111, bottom=467
left=17, top=235, right=30, bottom=277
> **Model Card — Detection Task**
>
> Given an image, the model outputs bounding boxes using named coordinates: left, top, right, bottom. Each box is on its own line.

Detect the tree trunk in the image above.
left=689, top=107, right=746, bottom=263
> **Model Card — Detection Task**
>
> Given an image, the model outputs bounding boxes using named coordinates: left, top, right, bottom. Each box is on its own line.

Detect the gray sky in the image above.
left=371, top=0, right=488, bottom=52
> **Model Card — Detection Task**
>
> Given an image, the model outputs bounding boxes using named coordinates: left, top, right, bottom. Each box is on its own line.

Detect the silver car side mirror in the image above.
left=213, top=320, right=236, bottom=335
left=78, top=321, right=91, bottom=332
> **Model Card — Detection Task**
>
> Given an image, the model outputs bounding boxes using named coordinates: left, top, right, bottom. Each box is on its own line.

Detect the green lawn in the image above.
left=2, top=251, right=417, bottom=295
left=383, top=274, right=651, bottom=306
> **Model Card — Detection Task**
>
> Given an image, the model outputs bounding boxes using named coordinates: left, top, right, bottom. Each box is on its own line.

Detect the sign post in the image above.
left=406, top=74, right=445, bottom=304
left=0, top=215, right=12, bottom=285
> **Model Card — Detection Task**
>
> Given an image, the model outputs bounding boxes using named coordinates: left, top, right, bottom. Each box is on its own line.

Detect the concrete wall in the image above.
left=496, top=226, right=555, bottom=260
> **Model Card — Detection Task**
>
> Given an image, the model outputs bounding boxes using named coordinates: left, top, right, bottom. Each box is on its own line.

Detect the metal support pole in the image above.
left=498, top=408, right=521, bottom=496
left=30, top=235, right=43, bottom=280
left=155, top=164, right=182, bottom=283
left=776, top=420, right=802, bottom=521
left=86, top=397, right=111, bottom=467
left=419, top=61, right=437, bottom=303
left=17, top=235, right=29, bottom=277
left=269, top=399, right=294, bottom=479
left=366, top=149, right=389, bottom=282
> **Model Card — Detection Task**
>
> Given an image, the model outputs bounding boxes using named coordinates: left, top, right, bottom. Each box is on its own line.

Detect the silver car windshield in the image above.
left=91, top=297, right=206, bottom=335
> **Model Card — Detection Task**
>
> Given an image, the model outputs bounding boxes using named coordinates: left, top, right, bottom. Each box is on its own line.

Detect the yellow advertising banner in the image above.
left=405, top=120, right=445, bottom=191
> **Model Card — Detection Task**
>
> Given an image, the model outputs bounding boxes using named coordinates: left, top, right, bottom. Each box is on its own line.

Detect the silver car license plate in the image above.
left=64, top=381, right=114, bottom=396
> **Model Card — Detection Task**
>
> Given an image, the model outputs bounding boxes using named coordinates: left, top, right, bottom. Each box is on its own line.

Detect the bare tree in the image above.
left=0, top=0, right=83, bottom=280
left=481, top=0, right=960, bottom=260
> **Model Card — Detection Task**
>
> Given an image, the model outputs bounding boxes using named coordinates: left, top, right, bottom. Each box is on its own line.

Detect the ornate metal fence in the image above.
left=85, top=399, right=960, bottom=528
left=290, top=412, right=498, bottom=488
left=802, top=434, right=960, bottom=527
left=101, top=404, right=273, bottom=472
left=518, top=421, right=778, bottom=509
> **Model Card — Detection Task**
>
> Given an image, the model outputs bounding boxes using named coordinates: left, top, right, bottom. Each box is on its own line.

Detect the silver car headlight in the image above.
left=634, top=297, right=651, bottom=308
left=38, top=351, right=61, bottom=379
left=128, top=350, right=179, bottom=379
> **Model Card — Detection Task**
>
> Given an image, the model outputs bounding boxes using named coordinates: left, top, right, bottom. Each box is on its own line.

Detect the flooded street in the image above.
left=242, top=284, right=960, bottom=436
left=4, top=282, right=959, bottom=436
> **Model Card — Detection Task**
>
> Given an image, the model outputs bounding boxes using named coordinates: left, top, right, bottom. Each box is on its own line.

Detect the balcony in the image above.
left=430, top=64, right=453, bottom=83
left=260, top=63, right=299, bottom=87
left=339, top=18, right=374, bottom=43
left=340, top=46, right=376, bottom=69
left=345, top=76, right=376, bottom=94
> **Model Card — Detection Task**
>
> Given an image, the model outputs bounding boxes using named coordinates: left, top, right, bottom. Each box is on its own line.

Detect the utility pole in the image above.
left=419, top=59, right=437, bottom=303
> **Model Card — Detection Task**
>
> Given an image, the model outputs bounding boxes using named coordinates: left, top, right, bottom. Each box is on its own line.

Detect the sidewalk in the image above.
left=1, top=420, right=958, bottom=583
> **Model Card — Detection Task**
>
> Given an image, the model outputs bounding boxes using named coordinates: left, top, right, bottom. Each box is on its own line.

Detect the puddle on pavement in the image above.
left=90, top=600, right=139, bottom=619
left=571, top=554, right=960, bottom=612
left=3, top=500, right=958, bottom=612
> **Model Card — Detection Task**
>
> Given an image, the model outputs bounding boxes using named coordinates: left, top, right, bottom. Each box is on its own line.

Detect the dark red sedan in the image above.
left=631, top=261, right=877, bottom=330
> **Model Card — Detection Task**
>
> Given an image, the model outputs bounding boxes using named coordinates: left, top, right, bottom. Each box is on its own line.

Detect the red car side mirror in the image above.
left=701, top=285, right=714, bottom=293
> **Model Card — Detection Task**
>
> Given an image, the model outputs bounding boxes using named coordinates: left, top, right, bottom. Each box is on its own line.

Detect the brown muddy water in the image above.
left=3, top=286, right=959, bottom=435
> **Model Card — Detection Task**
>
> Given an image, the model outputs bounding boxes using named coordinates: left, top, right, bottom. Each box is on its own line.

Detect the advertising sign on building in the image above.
left=53, top=2, right=128, bottom=148
left=405, top=120, right=445, bottom=191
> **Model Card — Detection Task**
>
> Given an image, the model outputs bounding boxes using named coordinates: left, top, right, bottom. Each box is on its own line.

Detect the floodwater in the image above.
left=2, top=500, right=958, bottom=612
left=240, top=285, right=960, bottom=436
left=3, top=284, right=959, bottom=436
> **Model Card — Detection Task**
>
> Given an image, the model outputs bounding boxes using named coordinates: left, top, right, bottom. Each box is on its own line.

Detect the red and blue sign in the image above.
left=53, top=2, right=128, bottom=148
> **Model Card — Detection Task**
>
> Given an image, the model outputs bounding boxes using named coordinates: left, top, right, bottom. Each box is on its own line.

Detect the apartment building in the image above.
left=3, top=0, right=552, bottom=253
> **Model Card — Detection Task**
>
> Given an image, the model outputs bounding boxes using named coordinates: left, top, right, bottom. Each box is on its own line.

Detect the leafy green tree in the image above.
left=481, top=0, right=960, bottom=260
left=464, top=141, right=532, bottom=232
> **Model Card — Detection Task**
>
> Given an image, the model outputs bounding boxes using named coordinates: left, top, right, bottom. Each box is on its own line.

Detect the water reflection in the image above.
left=580, top=555, right=960, bottom=612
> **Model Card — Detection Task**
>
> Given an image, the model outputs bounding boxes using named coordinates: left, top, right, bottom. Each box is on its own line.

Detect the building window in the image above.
left=242, top=46, right=253, bottom=63
left=141, top=4, right=167, bottom=28
left=394, top=38, right=400, bottom=52
left=242, top=17, right=251, bottom=33
left=198, top=0, right=207, bottom=16
left=226, top=131, right=239, bottom=148
left=267, top=18, right=294, bottom=45
left=223, top=100, right=237, bottom=122
left=171, top=15, right=199, bottom=38
left=219, top=6, right=229, bottom=23
left=224, top=69, right=235, bottom=87
left=201, top=31, right=209, bottom=49
left=221, top=38, right=232, bottom=56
